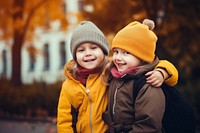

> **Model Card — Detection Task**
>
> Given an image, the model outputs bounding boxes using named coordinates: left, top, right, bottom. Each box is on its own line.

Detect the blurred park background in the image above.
left=0, top=0, right=200, bottom=132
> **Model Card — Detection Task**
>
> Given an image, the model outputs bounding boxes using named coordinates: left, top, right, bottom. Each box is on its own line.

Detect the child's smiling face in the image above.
left=112, top=48, right=142, bottom=72
left=76, top=43, right=104, bottom=70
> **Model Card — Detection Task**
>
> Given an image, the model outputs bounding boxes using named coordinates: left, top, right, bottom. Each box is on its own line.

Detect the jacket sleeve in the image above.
left=57, top=82, right=74, bottom=133
left=132, top=84, right=165, bottom=133
left=156, top=60, right=179, bottom=86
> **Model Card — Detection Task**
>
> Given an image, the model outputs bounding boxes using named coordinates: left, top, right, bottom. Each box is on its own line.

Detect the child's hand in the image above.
left=145, top=70, right=164, bottom=87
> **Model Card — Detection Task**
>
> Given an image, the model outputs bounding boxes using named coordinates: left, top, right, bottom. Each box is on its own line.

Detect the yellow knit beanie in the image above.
left=112, top=19, right=157, bottom=63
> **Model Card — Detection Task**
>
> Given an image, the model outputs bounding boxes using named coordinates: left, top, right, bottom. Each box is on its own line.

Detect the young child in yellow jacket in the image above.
left=57, top=21, right=178, bottom=133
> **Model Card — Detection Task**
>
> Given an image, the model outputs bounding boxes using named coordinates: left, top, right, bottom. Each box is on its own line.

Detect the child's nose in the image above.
left=85, top=49, right=92, bottom=56
left=115, top=54, right=122, bottom=60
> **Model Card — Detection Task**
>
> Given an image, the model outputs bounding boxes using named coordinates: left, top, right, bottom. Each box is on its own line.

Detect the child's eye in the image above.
left=113, top=49, right=118, bottom=54
left=91, top=46, right=97, bottom=49
left=124, top=51, right=130, bottom=55
left=77, top=48, right=84, bottom=52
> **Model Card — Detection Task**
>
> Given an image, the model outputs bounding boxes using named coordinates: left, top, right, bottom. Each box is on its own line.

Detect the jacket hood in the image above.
left=64, top=60, right=78, bottom=81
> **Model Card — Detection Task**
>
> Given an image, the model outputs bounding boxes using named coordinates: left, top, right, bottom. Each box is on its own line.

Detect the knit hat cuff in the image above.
left=112, top=37, right=155, bottom=62
left=71, top=31, right=110, bottom=59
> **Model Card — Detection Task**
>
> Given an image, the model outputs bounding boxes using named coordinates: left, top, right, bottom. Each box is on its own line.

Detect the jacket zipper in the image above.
left=86, top=89, right=94, bottom=133
left=113, top=82, right=122, bottom=115
left=112, top=89, right=118, bottom=114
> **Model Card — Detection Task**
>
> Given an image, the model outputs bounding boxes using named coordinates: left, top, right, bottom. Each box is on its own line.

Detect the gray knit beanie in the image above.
left=70, top=21, right=110, bottom=60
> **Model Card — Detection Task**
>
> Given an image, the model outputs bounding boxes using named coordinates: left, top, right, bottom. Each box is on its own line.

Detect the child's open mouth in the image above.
left=84, top=58, right=96, bottom=62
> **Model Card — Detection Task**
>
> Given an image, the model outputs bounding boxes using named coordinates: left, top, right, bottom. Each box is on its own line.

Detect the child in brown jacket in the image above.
left=103, top=19, right=169, bottom=133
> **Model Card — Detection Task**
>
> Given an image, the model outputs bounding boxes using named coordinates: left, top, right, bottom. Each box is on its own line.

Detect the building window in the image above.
left=43, top=43, right=50, bottom=70
left=27, top=46, right=36, bottom=72
left=2, top=49, right=7, bottom=77
left=60, top=41, right=66, bottom=68
left=78, top=0, right=84, bottom=11
left=62, top=1, right=67, bottom=13
left=29, top=52, right=35, bottom=72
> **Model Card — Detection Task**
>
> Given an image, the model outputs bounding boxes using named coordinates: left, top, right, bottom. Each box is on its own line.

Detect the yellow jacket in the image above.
left=57, top=60, right=178, bottom=133
left=156, top=60, right=178, bottom=86
left=57, top=60, right=108, bottom=133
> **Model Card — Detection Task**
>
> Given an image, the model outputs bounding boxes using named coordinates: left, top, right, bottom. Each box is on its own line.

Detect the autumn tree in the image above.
left=0, top=0, right=68, bottom=86
left=82, top=0, right=136, bottom=34
left=156, top=0, right=200, bottom=83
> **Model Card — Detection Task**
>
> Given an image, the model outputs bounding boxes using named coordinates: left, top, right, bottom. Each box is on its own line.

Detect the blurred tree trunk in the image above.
left=11, top=0, right=25, bottom=86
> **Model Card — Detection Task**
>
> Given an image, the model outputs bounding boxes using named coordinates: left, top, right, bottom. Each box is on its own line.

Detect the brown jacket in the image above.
left=104, top=57, right=165, bottom=133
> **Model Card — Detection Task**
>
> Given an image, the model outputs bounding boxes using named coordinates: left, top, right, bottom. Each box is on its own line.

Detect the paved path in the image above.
left=0, top=118, right=57, bottom=133
left=1, top=118, right=199, bottom=133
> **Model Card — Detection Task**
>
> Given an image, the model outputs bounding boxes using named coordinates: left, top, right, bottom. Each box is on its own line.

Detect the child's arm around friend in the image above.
left=146, top=60, right=178, bottom=87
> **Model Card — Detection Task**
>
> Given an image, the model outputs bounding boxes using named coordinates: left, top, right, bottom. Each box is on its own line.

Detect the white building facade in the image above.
left=0, top=0, right=84, bottom=84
